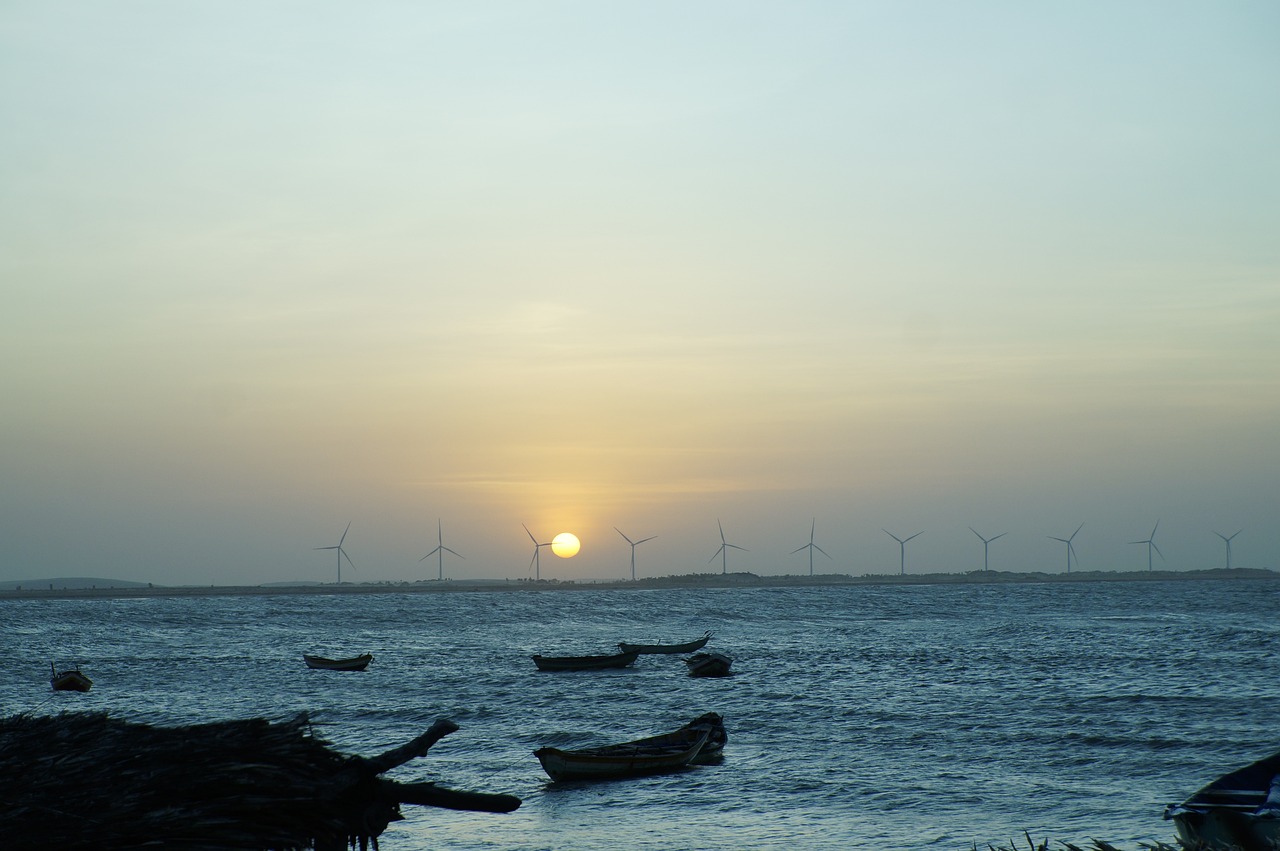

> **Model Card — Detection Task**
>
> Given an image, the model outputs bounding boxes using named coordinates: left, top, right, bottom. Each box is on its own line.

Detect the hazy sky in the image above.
left=3, top=2, right=1277, bottom=585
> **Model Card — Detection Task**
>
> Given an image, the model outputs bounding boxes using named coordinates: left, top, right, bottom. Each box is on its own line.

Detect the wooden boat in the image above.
left=1165, top=747, right=1280, bottom=849
left=50, top=663, right=92, bottom=692
left=685, top=651, right=733, bottom=677
left=534, top=712, right=726, bottom=781
left=303, top=653, right=373, bottom=671
left=618, top=630, right=712, bottom=655
left=531, top=650, right=639, bottom=672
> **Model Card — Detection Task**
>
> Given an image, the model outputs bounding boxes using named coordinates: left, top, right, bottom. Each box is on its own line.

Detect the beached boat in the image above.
left=303, top=653, right=373, bottom=671
left=50, top=663, right=92, bottom=692
left=531, top=650, right=639, bottom=672
left=534, top=712, right=726, bottom=781
left=1165, top=747, right=1280, bottom=849
left=618, top=630, right=712, bottom=655
left=685, top=651, right=733, bottom=678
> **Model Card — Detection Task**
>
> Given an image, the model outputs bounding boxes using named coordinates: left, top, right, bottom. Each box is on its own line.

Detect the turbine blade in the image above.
left=815, top=546, right=831, bottom=559
left=636, top=536, right=657, bottom=545
left=991, top=533, right=1007, bottom=541
left=905, top=531, right=923, bottom=542
left=970, top=527, right=983, bottom=541
left=443, top=547, right=463, bottom=558
left=1071, top=522, right=1084, bottom=540
left=615, top=527, right=633, bottom=544
left=1152, top=542, right=1164, bottom=559
left=524, top=523, right=537, bottom=544
left=790, top=545, right=807, bottom=555
left=339, top=521, right=351, bottom=545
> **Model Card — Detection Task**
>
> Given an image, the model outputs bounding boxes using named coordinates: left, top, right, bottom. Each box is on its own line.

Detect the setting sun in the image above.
left=551, top=532, right=581, bottom=558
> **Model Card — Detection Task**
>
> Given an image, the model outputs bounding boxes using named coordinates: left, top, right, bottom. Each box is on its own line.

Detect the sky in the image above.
left=2, top=1, right=1277, bottom=586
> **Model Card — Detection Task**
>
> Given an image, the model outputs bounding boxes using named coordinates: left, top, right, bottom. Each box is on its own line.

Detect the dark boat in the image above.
left=1165, top=748, right=1280, bottom=849
left=685, top=651, right=733, bottom=678
left=531, top=650, right=639, bottom=672
left=618, top=631, right=712, bottom=655
left=303, top=653, right=374, bottom=671
left=50, top=663, right=92, bottom=692
left=534, top=712, right=726, bottom=781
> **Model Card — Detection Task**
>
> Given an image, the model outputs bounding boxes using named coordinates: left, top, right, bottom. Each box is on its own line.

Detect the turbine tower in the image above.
left=883, top=528, right=923, bottom=575
left=1130, top=520, right=1163, bottom=572
left=615, top=527, right=656, bottom=581
left=419, top=519, right=464, bottom=581
left=790, top=518, right=830, bottom=576
left=708, top=520, right=747, bottom=575
left=1047, top=523, right=1083, bottom=573
left=314, top=522, right=355, bottom=584
left=523, top=524, right=552, bottom=581
left=1213, top=529, right=1242, bottom=569
left=970, top=527, right=1006, bottom=571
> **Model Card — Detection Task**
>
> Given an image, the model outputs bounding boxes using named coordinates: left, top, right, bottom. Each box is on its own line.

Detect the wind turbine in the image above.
left=708, top=520, right=747, bottom=575
left=1213, top=529, right=1242, bottom=569
left=1130, top=520, right=1163, bottom=572
left=883, top=529, right=922, bottom=575
left=314, top=522, right=355, bottom=584
left=790, top=518, right=830, bottom=576
left=615, top=527, right=656, bottom=581
left=419, top=519, right=463, bottom=581
left=523, top=524, right=552, bottom=581
left=969, top=527, right=1007, bottom=571
left=1049, top=522, right=1080, bottom=573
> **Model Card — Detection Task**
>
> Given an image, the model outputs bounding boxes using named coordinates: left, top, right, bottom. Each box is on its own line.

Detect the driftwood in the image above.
left=0, top=712, right=519, bottom=851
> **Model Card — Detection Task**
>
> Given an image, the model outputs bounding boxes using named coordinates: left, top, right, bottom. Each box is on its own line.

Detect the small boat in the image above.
left=685, top=651, right=733, bottom=678
left=535, top=712, right=726, bottom=781
left=531, top=650, right=639, bottom=672
left=618, top=630, right=712, bottom=655
left=303, top=653, right=374, bottom=671
left=50, top=663, right=92, bottom=692
left=1165, top=747, right=1280, bottom=849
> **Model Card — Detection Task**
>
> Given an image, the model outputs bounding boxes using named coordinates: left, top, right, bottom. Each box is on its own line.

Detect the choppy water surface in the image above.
left=3, top=579, right=1277, bottom=850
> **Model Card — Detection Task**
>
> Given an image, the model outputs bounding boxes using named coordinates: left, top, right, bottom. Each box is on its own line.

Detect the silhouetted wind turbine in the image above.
left=1047, top=523, right=1083, bottom=573
left=970, top=527, right=1006, bottom=571
left=883, top=529, right=922, bottom=575
left=1130, top=520, right=1163, bottom=571
left=314, top=522, right=355, bottom=584
left=419, top=519, right=463, bottom=581
left=708, top=520, right=747, bottom=575
left=1214, top=529, right=1242, bottom=569
left=790, top=518, right=830, bottom=576
left=615, top=527, right=656, bottom=581
left=524, top=524, right=552, bottom=581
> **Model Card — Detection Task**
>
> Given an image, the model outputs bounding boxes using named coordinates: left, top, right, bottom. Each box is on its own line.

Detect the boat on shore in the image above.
left=1165, top=747, right=1280, bottom=849
left=50, top=663, right=92, bottom=692
left=685, top=651, right=733, bottom=677
left=531, top=650, right=639, bottom=672
left=618, top=630, right=712, bottom=655
left=534, top=712, right=726, bottom=781
left=303, top=653, right=373, bottom=671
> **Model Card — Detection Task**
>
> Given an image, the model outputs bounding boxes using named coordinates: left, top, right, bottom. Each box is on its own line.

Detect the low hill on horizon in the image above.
left=0, top=577, right=154, bottom=590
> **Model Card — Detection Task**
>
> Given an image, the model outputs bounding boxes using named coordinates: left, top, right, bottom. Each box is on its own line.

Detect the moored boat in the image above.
left=1165, top=747, right=1280, bottom=849
left=531, top=650, right=639, bottom=671
left=303, top=653, right=374, bottom=671
left=50, top=663, right=92, bottom=692
left=534, top=712, right=726, bottom=781
left=618, top=630, right=712, bottom=655
left=685, top=651, right=733, bottom=678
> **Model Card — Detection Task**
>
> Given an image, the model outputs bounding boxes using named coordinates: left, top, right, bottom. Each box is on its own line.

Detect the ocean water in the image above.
left=3, top=579, right=1278, bottom=850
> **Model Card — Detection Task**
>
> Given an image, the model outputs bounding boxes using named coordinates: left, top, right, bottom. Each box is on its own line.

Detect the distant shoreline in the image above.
left=0, top=567, right=1273, bottom=602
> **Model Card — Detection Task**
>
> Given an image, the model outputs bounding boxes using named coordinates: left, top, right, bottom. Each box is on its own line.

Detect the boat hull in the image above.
left=685, top=652, right=732, bottom=677
left=618, top=631, right=712, bottom=655
left=50, top=671, right=92, bottom=692
left=303, top=654, right=373, bottom=671
left=535, top=714, right=724, bottom=781
left=531, top=651, right=639, bottom=671
left=1165, top=747, right=1280, bottom=849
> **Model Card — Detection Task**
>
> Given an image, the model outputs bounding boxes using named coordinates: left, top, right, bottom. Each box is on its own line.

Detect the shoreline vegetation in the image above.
left=1, top=567, right=1274, bottom=602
